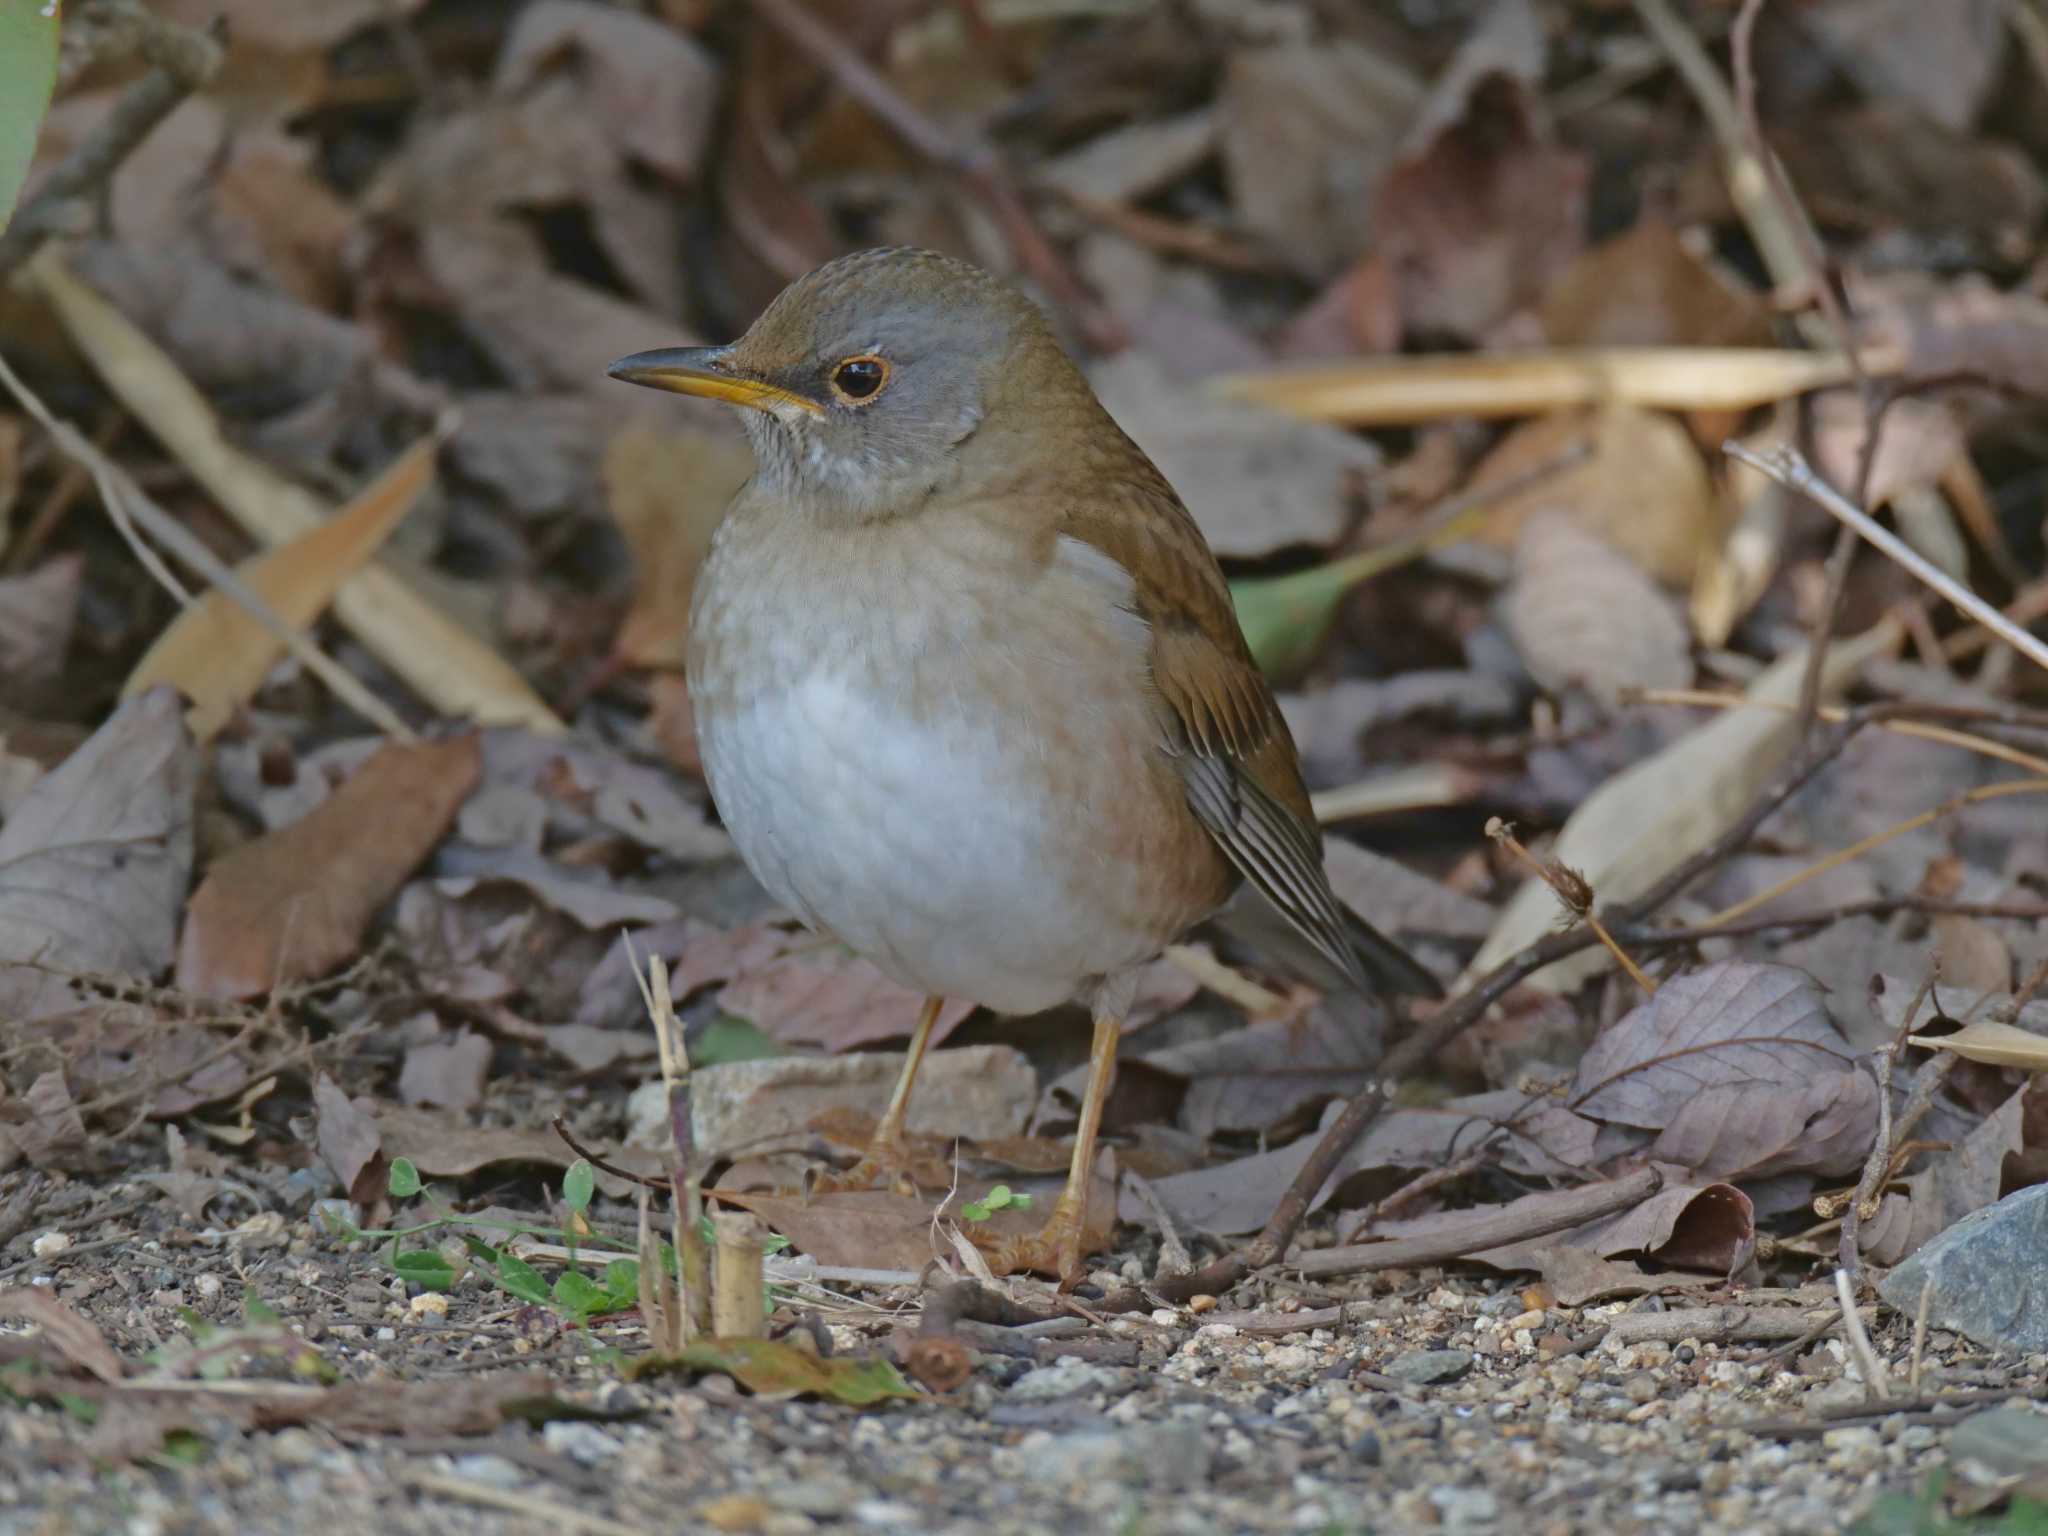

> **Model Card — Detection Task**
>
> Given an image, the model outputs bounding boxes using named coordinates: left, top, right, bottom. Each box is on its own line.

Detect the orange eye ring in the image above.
left=828, top=354, right=890, bottom=405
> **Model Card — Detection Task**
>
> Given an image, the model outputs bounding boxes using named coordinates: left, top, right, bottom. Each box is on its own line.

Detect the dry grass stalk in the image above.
left=1485, top=818, right=1656, bottom=995
left=711, top=1214, right=769, bottom=1340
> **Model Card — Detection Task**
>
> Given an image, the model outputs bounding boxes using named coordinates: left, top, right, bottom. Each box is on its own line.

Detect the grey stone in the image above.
left=541, top=1421, right=623, bottom=1465
left=448, top=1454, right=525, bottom=1490
left=1005, top=1359, right=1130, bottom=1402
left=1949, top=1407, right=2048, bottom=1479
left=1879, top=1184, right=2048, bottom=1355
left=649, top=1047, right=1037, bottom=1157
left=1384, top=1349, right=1475, bottom=1385
left=1021, top=1422, right=1212, bottom=1491
left=773, top=1479, right=863, bottom=1517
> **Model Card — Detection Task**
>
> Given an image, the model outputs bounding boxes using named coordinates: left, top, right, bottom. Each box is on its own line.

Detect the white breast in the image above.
left=691, top=513, right=1187, bottom=1014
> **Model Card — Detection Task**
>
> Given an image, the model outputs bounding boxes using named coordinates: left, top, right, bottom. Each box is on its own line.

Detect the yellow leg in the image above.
left=828, top=994, right=944, bottom=1188
left=1000, top=1002, right=1120, bottom=1286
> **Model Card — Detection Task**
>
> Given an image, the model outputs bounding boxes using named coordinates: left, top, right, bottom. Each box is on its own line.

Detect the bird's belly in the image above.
left=698, top=670, right=1191, bottom=1014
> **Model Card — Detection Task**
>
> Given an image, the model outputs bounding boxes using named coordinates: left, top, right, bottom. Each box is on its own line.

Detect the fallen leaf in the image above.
left=399, top=1030, right=494, bottom=1111
left=1377, top=0, right=1587, bottom=340
left=1803, top=0, right=2006, bottom=133
left=495, top=1, right=721, bottom=184
left=1467, top=404, right=1721, bottom=587
left=1648, top=1070, right=1878, bottom=1182
left=178, top=736, right=482, bottom=998
left=605, top=422, right=753, bottom=668
left=1216, top=40, right=1421, bottom=278
left=1464, top=621, right=1899, bottom=992
left=377, top=1105, right=666, bottom=1191
left=1134, top=1005, right=1384, bottom=1140
left=1809, top=391, right=1966, bottom=512
left=1540, top=219, right=1771, bottom=349
left=0, top=1287, right=124, bottom=1383
left=719, top=939, right=974, bottom=1054
left=313, top=1073, right=383, bottom=1202
left=1089, top=349, right=1376, bottom=559
left=1039, top=110, right=1217, bottom=206
left=6, top=1071, right=89, bottom=1170
left=1569, top=962, right=1861, bottom=1136
left=1517, top=1247, right=1713, bottom=1307
left=1500, top=514, right=1693, bottom=707
left=434, top=843, right=682, bottom=931
left=0, top=688, right=196, bottom=1022
left=634, top=1338, right=919, bottom=1406
left=1449, top=1173, right=1757, bottom=1274
left=1860, top=1085, right=2027, bottom=1266
left=0, top=555, right=80, bottom=714
left=1909, top=1021, right=2048, bottom=1072
left=124, top=429, right=443, bottom=741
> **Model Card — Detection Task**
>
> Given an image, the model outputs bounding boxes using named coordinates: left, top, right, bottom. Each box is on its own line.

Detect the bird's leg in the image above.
left=826, top=994, right=944, bottom=1190
left=997, top=994, right=1121, bottom=1287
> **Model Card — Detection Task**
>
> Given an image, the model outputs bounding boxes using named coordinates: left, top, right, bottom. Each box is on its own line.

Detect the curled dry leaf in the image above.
left=312, top=1072, right=383, bottom=1203
left=1908, top=1020, right=2048, bottom=1071
left=0, top=555, right=81, bottom=715
left=1500, top=514, right=1692, bottom=708
left=0, top=688, right=196, bottom=1023
left=177, top=736, right=482, bottom=999
left=1453, top=1173, right=1757, bottom=1275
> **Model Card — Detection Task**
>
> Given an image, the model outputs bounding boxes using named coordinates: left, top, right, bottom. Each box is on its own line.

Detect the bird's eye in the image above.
left=828, top=354, right=890, bottom=404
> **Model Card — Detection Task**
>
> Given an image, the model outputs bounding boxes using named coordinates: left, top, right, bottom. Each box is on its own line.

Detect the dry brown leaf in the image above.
left=1455, top=1174, right=1757, bottom=1274
left=378, top=1105, right=665, bottom=1190
left=1468, top=404, right=1721, bottom=587
left=1464, top=620, right=1900, bottom=992
left=1090, top=350, right=1375, bottom=559
left=1216, top=41, right=1421, bottom=279
left=1540, top=219, right=1771, bottom=350
left=28, top=253, right=563, bottom=734
left=124, top=430, right=442, bottom=741
left=0, top=555, right=81, bottom=714
left=1567, top=962, right=1873, bottom=1185
left=1376, top=0, right=1585, bottom=341
left=1860, top=1085, right=2026, bottom=1266
left=312, top=1073, right=383, bottom=1203
left=177, top=737, right=481, bottom=999
left=1803, top=0, right=2006, bottom=133
left=718, top=939, right=975, bottom=1054
left=1809, top=392, right=1966, bottom=512
left=604, top=422, right=753, bottom=668
left=1500, top=514, right=1692, bottom=706
left=0, top=1287, right=125, bottom=1383
left=0, top=688, right=195, bottom=1023
left=495, top=1, right=720, bottom=184
left=398, top=1030, right=494, bottom=1111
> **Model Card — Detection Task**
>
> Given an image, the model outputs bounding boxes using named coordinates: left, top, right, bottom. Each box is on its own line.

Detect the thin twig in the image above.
left=1486, top=818, right=1656, bottom=995
left=0, top=348, right=419, bottom=741
left=1839, top=967, right=1935, bottom=1276
left=1728, top=442, right=2048, bottom=677
left=748, top=0, right=1123, bottom=350
left=1833, top=1268, right=1892, bottom=1400
left=1907, top=1278, right=1933, bottom=1392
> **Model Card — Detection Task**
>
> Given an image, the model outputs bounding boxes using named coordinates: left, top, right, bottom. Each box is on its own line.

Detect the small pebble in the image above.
left=409, top=1291, right=449, bottom=1320
left=1188, top=1294, right=1217, bottom=1315
left=29, top=1232, right=70, bottom=1260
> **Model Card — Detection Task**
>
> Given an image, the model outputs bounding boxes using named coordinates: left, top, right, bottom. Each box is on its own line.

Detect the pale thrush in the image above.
left=609, top=248, right=1437, bottom=1283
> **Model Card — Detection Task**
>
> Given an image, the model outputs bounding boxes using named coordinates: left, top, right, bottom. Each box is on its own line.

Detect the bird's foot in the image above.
left=989, top=1194, right=1093, bottom=1289
left=811, top=1140, right=913, bottom=1196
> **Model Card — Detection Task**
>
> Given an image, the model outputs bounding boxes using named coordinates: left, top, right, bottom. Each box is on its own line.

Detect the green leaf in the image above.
left=984, top=1185, right=1014, bottom=1210
left=460, top=1233, right=503, bottom=1265
left=494, top=1252, right=551, bottom=1307
left=960, top=1201, right=990, bottom=1223
left=563, top=1159, right=595, bottom=1213
left=631, top=1338, right=920, bottom=1406
left=387, top=1158, right=423, bottom=1199
left=243, top=1296, right=281, bottom=1326
left=552, top=1270, right=610, bottom=1318
left=0, top=0, right=60, bottom=236
left=392, top=1249, right=457, bottom=1291
left=602, top=1259, right=640, bottom=1308
left=694, top=1015, right=780, bottom=1066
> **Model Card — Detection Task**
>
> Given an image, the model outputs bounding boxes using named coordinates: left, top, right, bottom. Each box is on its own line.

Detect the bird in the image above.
left=608, top=247, right=1439, bottom=1285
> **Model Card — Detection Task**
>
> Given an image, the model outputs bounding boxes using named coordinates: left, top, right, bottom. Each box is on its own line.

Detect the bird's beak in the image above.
left=605, top=345, right=824, bottom=415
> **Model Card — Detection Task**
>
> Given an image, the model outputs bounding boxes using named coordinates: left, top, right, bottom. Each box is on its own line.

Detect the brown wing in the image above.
left=1059, top=454, right=1440, bottom=1000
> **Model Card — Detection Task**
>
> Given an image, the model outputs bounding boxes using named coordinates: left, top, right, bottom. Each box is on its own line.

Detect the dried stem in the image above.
left=1486, top=818, right=1656, bottom=995
left=1834, top=1268, right=1893, bottom=1400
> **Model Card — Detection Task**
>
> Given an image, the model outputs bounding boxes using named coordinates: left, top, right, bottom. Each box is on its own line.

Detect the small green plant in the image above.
left=331, top=1157, right=641, bottom=1326
left=960, top=1184, right=1032, bottom=1223
left=1854, top=1473, right=2048, bottom=1536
